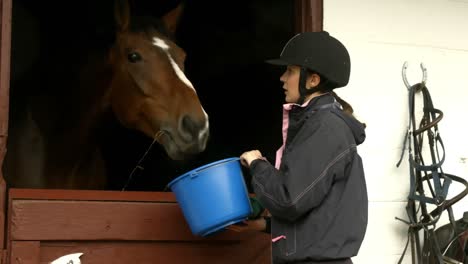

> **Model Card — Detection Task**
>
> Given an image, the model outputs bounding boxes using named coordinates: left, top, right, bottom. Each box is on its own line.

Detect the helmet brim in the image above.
left=265, top=58, right=290, bottom=66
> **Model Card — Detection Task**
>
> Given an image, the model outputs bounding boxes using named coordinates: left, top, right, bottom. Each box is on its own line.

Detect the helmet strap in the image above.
left=297, top=67, right=319, bottom=105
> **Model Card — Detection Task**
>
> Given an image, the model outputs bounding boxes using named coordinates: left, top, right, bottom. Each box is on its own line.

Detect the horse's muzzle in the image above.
left=157, top=115, right=209, bottom=160
left=178, top=115, right=209, bottom=151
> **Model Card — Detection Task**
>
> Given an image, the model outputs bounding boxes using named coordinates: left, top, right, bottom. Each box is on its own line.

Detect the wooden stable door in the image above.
left=6, top=189, right=271, bottom=264
left=0, top=0, right=322, bottom=263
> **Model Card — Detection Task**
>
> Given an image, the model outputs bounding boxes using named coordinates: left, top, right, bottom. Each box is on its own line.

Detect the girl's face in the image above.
left=280, top=65, right=302, bottom=103
left=279, top=65, right=321, bottom=104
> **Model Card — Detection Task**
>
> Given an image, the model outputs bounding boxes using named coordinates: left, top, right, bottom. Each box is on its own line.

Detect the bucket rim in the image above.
left=167, top=157, right=241, bottom=188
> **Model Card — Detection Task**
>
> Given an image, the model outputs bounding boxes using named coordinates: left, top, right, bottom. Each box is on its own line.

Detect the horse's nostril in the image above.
left=179, top=115, right=209, bottom=151
left=181, top=115, right=201, bottom=140
left=178, top=115, right=209, bottom=154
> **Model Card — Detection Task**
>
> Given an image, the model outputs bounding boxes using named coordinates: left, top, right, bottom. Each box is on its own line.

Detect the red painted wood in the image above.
left=10, top=241, right=39, bottom=264
left=10, top=199, right=250, bottom=242
left=9, top=188, right=177, bottom=202
left=7, top=192, right=272, bottom=263
left=37, top=236, right=270, bottom=264
left=0, top=0, right=12, bottom=256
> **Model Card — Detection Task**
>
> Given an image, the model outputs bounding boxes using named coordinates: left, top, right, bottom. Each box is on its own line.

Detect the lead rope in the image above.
left=121, top=130, right=165, bottom=191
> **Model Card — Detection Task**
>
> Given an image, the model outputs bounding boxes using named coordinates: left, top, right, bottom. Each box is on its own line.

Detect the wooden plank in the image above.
left=10, top=199, right=250, bottom=242
left=234, top=230, right=272, bottom=264
left=10, top=241, right=39, bottom=264
left=38, top=234, right=271, bottom=264
left=0, top=0, right=11, bottom=134
left=0, top=178, right=5, bottom=261
left=0, top=0, right=12, bottom=256
left=8, top=188, right=258, bottom=202
left=8, top=188, right=177, bottom=202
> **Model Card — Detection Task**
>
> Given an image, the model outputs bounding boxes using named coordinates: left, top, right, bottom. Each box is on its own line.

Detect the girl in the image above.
left=236, top=31, right=368, bottom=264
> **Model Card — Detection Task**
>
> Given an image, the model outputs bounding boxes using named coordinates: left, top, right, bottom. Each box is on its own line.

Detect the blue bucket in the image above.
left=168, top=157, right=252, bottom=237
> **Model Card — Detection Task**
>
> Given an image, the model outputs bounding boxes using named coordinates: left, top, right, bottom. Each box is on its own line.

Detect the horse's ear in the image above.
left=161, top=3, right=184, bottom=35
left=114, top=0, right=131, bottom=32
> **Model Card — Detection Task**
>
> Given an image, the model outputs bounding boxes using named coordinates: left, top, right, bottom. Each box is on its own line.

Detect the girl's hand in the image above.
left=240, top=150, right=263, bottom=167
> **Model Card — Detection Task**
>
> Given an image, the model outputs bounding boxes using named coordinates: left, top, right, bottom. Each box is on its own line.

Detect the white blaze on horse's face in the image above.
left=152, top=37, right=209, bottom=133
left=111, top=30, right=210, bottom=160
left=143, top=36, right=210, bottom=159
left=152, top=37, right=195, bottom=92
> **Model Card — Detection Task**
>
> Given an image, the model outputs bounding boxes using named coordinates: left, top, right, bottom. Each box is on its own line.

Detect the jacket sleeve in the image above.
left=250, top=121, right=352, bottom=222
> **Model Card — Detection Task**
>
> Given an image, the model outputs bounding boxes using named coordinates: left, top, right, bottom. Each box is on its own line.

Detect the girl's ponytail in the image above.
left=330, top=91, right=366, bottom=128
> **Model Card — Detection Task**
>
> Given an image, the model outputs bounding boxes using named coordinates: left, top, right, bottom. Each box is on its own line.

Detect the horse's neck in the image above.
left=29, top=54, right=113, bottom=188
left=36, top=54, right=113, bottom=146
left=4, top=104, right=46, bottom=188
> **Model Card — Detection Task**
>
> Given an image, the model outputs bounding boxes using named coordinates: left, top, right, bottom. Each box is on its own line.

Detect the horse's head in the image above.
left=107, top=1, right=209, bottom=160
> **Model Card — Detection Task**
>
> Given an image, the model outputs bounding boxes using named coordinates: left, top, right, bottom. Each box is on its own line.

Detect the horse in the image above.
left=4, top=0, right=209, bottom=190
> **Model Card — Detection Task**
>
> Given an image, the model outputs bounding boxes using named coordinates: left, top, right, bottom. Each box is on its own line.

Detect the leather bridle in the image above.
left=396, top=62, right=468, bottom=264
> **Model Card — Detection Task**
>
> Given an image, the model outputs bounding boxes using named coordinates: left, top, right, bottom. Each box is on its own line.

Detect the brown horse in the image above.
left=4, top=0, right=209, bottom=189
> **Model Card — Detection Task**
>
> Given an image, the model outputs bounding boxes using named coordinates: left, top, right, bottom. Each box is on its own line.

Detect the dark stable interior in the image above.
left=8, top=0, right=294, bottom=192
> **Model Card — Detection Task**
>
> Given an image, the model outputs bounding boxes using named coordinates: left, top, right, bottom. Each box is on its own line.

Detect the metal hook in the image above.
left=402, top=61, right=410, bottom=89
left=420, top=63, right=427, bottom=85
left=402, top=61, right=428, bottom=90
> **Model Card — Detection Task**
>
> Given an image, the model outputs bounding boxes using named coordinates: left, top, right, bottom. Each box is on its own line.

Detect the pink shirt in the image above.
left=275, top=99, right=312, bottom=169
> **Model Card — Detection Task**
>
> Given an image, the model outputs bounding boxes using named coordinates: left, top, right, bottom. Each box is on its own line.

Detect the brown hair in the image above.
left=330, top=91, right=366, bottom=128
left=307, top=70, right=366, bottom=128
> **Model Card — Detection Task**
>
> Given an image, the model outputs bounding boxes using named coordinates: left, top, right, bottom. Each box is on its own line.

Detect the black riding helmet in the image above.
left=266, top=31, right=350, bottom=104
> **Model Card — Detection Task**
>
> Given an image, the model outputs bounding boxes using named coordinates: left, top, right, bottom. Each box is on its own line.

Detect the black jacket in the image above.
left=250, top=94, right=368, bottom=263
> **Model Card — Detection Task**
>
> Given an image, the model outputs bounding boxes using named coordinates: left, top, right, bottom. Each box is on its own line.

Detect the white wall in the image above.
left=324, top=0, right=468, bottom=263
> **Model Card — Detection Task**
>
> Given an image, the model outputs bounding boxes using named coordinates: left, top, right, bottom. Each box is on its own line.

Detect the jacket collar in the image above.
left=282, top=93, right=334, bottom=112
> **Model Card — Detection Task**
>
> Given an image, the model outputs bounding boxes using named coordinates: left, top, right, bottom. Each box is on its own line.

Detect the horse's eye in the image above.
left=128, top=52, right=142, bottom=63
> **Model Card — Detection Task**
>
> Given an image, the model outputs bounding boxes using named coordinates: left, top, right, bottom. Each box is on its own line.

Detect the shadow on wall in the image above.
left=8, top=0, right=294, bottom=191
